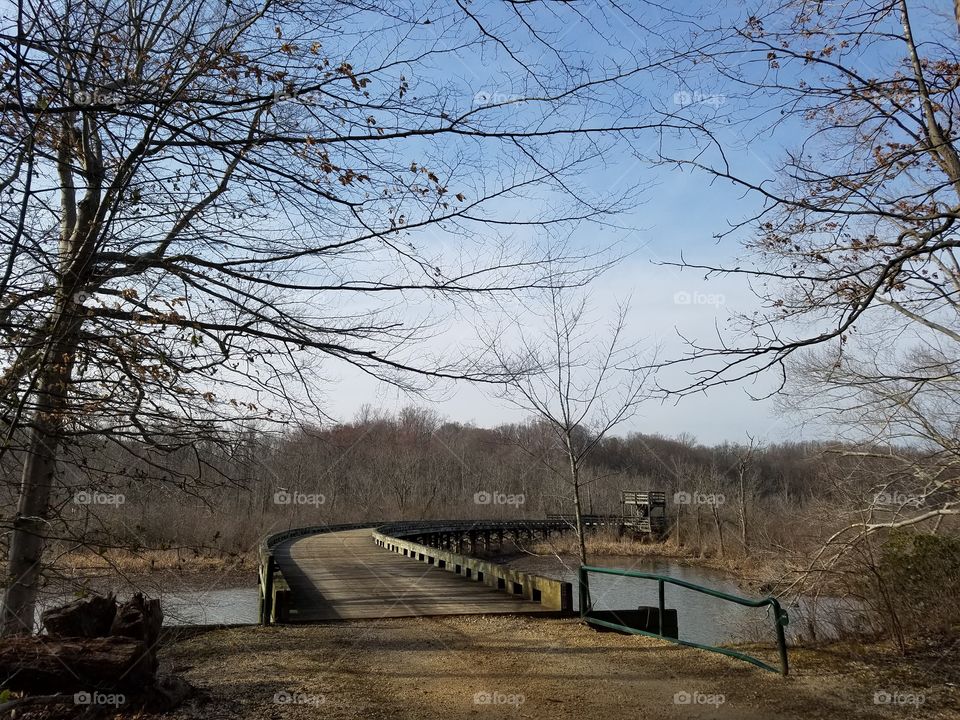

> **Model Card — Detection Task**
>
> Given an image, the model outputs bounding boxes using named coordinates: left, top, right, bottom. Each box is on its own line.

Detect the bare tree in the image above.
left=491, top=287, right=655, bottom=564
left=0, top=0, right=678, bottom=634
left=653, top=0, right=960, bottom=587
left=710, top=498, right=725, bottom=560
left=734, top=437, right=759, bottom=556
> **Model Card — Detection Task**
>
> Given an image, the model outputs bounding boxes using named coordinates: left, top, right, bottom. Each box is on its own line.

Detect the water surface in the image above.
left=506, top=554, right=849, bottom=646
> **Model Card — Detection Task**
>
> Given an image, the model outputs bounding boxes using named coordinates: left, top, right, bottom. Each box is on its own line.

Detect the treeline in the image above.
left=5, top=404, right=959, bottom=650
left=0, top=405, right=921, bottom=561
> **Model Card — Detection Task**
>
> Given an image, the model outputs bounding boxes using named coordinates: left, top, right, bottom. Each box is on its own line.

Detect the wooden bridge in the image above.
left=256, top=518, right=792, bottom=676
left=258, top=521, right=577, bottom=624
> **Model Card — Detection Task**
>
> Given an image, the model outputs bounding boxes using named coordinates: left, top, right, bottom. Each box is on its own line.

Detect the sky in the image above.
left=321, top=165, right=801, bottom=446
left=295, top=1, right=828, bottom=445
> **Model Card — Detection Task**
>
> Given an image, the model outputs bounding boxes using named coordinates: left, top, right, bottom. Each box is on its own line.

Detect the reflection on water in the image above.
left=506, top=554, right=851, bottom=647
left=158, top=587, right=259, bottom=625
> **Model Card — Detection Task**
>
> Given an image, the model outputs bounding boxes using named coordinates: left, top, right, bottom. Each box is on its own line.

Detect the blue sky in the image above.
left=324, top=160, right=791, bottom=445
left=298, top=1, right=815, bottom=444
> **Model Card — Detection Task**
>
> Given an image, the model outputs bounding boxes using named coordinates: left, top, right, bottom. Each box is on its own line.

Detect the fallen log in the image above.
left=0, top=636, right=154, bottom=693
left=41, top=594, right=117, bottom=638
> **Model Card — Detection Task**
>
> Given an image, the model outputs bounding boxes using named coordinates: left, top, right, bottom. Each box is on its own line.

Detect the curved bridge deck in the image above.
left=273, top=527, right=557, bottom=622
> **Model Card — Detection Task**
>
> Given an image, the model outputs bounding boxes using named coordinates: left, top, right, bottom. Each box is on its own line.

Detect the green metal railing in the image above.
left=578, top=565, right=790, bottom=675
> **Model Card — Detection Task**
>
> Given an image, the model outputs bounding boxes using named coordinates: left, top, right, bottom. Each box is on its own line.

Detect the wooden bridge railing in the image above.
left=372, top=522, right=574, bottom=612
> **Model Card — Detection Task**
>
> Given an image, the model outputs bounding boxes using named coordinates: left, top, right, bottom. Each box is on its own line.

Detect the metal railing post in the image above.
left=772, top=600, right=790, bottom=676
left=657, top=578, right=665, bottom=636
left=261, top=554, right=274, bottom=625
left=578, top=566, right=591, bottom=616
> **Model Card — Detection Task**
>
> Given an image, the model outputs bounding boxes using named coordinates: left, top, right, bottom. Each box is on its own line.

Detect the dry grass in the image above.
left=530, top=532, right=685, bottom=558
left=526, top=529, right=788, bottom=582
left=51, top=547, right=256, bottom=577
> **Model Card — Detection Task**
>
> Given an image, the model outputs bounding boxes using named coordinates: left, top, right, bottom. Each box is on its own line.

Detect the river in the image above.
left=38, top=554, right=846, bottom=644
left=504, top=553, right=849, bottom=646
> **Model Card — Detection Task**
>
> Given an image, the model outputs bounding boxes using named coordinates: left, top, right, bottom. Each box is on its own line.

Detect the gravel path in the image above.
left=159, top=616, right=958, bottom=720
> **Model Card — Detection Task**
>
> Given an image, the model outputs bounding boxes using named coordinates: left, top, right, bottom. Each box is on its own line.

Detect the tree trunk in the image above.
left=571, top=479, right=588, bottom=565
left=695, top=505, right=703, bottom=555
left=564, top=434, right=588, bottom=565
left=1, top=328, right=77, bottom=636
left=2, top=107, right=95, bottom=636
left=711, top=504, right=725, bottom=559
left=738, top=471, right=749, bottom=556
left=674, top=500, right=682, bottom=547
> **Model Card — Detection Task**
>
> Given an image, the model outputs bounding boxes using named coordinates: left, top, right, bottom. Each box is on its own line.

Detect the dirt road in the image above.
left=160, top=616, right=957, bottom=720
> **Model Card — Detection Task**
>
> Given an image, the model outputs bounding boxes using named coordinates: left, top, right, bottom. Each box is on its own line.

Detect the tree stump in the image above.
left=41, top=593, right=117, bottom=638
left=111, top=593, right=162, bottom=646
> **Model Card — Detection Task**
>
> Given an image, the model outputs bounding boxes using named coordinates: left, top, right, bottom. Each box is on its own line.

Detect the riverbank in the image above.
left=153, top=616, right=957, bottom=720
left=499, top=532, right=787, bottom=594
left=50, top=548, right=255, bottom=594
left=37, top=549, right=258, bottom=627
